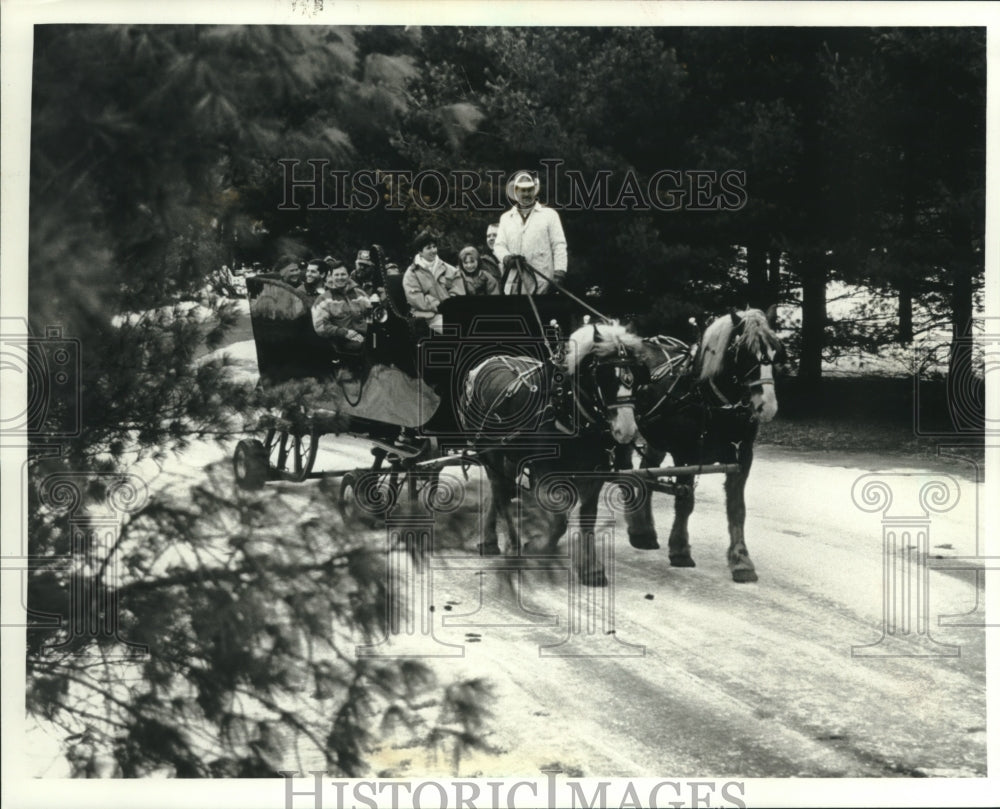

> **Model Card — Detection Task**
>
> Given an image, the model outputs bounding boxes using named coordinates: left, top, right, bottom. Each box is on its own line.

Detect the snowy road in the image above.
left=281, top=438, right=989, bottom=780
left=107, top=330, right=992, bottom=782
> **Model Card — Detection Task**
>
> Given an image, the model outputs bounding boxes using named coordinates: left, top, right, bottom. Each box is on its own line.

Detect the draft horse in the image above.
left=459, top=322, right=647, bottom=586
left=624, top=308, right=783, bottom=583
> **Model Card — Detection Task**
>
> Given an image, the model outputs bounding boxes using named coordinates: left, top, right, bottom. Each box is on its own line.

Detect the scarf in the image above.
left=414, top=254, right=438, bottom=273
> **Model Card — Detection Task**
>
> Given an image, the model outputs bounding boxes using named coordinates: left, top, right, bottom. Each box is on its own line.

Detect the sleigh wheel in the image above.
left=264, top=427, right=289, bottom=474
left=289, top=429, right=320, bottom=482
left=264, top=427, right=319, bottom=482
left=339, top=472, right=362, bottom=525
left=339, top=470, right=400, bottom=526
left=233, top=439, right=268, bottom=490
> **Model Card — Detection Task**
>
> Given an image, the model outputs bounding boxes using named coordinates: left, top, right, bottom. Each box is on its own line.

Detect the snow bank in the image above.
left=197, top=338, right=260, bottom=387
left=111, top=296, right=250, bottom=328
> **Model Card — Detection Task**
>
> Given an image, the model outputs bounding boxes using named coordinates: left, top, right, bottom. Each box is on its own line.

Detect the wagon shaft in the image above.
left=630, top=462, right=742, bottom=478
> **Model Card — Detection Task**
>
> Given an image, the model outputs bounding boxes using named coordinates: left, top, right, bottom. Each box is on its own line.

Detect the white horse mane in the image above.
left=564, top=322, right=645, bottom=375
left=696, top=308, right=777, bottom=380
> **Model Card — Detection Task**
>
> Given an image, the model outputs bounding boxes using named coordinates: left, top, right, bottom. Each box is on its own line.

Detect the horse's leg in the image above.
left=575, top=479, right=608, bottom=587
left=625, top=446, right=662, bottom=550
left=668, top=471, right=696, bottom=567
left=477, top=454, right=503, bottom=555
left=498, top=458, right=521, bottom=553
left=531, top=470, right=568, bottom=556
left=725, top=447, right=758, bottom=583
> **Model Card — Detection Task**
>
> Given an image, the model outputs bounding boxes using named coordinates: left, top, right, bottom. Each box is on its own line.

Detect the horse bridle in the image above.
left=581, top=341, right=643, bottom=421
left=705, top=333, right=777, bottom=411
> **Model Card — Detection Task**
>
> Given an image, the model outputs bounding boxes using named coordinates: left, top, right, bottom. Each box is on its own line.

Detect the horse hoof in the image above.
left=628, top=530, right=660, bottom=550
left=669, top=553, right=696, bottom=568
left=581, top=569, right=609, bottom=587
left=731, top=567, right=758, bottom=583
left=478, top=542, right=501, bottom=556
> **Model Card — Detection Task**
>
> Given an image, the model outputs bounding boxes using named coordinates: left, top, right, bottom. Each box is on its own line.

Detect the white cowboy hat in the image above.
left=506, top=170, right=541, bottom=203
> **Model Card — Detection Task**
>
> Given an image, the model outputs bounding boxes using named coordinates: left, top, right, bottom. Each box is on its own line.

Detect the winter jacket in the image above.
left=402, top=256, right=465, bottom=319
left=478, top=249, right=502, bottom=284
left=493, top=202, right=567, bottom=294
left=461, top=265, right=500, bottom=296
left=301, top=280, right=323, bottom=299
left=311, top=281, right=371, bottom=339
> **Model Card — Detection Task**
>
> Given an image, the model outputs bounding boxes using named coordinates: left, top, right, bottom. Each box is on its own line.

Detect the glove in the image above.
left=502, top=254, right=523, bottom=271
left=552, top=270, right=567, bottom=285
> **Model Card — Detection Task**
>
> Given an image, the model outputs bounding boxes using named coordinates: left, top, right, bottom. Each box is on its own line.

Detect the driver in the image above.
left=493, top=170, right=567, bottom=295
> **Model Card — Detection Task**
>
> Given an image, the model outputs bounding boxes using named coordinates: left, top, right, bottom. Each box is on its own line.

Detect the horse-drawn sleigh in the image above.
left=232, top=245, right=784, bottom=584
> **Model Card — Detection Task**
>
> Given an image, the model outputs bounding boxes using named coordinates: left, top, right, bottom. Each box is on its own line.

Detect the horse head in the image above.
left=697, top=308, right=783, bottom=423
left=564, top=322, right=646, bottom=444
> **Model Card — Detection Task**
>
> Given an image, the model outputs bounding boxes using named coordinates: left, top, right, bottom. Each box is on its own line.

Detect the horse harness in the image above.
left=633, top=332, right=761, bottom=469
left=701, top=329, right=777, bottom=411
left=463, top=337, right=639, bottom=445
left=640, top=328, right=775, bottom=421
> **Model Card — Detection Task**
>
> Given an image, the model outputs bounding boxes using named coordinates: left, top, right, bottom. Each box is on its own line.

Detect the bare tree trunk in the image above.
left=898, top=147, right=916, bottom=345
left=946, top=257, right=981, bottom=432
left=768, top=248, right=782, bottom=293
left=898, top=280, right=913, bottom=344
left=746, top=243, right=769, bottom=309
left=797, top=251, right=827, bottom=388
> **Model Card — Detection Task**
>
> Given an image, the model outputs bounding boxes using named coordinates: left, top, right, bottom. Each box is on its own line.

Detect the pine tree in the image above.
left=26, top=24, right=491, bottom=777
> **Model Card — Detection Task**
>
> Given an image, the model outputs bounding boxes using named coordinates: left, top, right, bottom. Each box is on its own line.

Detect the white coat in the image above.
left=493, top=202, right=567, bottom=294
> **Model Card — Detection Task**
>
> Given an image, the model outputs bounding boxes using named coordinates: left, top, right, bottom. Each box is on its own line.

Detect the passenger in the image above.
left=351, top=249, right=379, bottom=297
left=457, top=246, right=500, bottom=296
left=311, top=261, right=371, bottom=354
left=402, top=229, right=465, bottom=333
left=279, top=260, right=303, bottom=288
left=301, top=259, right=326, bottom=298
left=479, top=223, right=502, bottom=284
